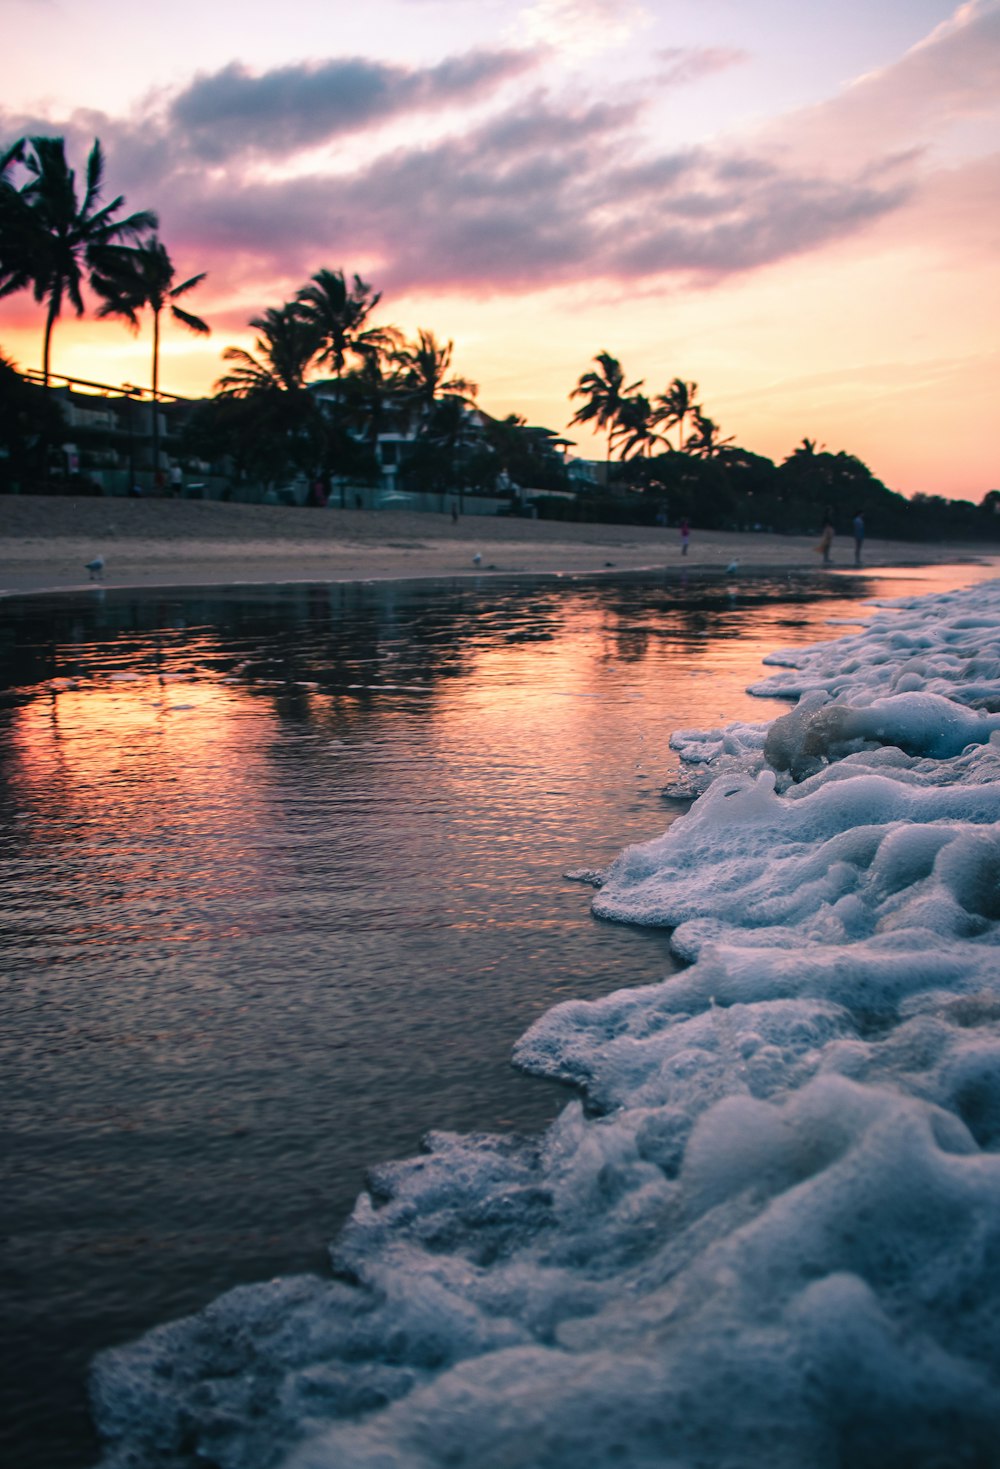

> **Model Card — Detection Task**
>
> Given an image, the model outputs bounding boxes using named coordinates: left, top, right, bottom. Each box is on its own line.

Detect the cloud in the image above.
left=168, top=48, right=539, bottom=162
left=138, top=92, right=906, bottom=298
left=656, top=47, right=749, bottom=87
left=4, top=14, right=963, bottom=313
left=760, top=0, right=1000, bottom=167
left=517, top=0, right=650, bottom=57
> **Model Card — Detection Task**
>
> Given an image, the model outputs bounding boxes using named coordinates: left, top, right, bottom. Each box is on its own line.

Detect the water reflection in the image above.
left=1, top=563, right=996, bottom=1468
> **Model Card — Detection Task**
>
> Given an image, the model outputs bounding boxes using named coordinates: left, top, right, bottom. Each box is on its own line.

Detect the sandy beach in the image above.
left=0, top=496, right=992, bottom=596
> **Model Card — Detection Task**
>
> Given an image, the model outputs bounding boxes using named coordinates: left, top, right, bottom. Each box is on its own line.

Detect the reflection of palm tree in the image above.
left=18, top=137, right=156, bottom=386
left=93, top=235, right=209, bottom=481
left=652, top=378, right=699, bottom=453
left=569, top=352, right=643, bottom=466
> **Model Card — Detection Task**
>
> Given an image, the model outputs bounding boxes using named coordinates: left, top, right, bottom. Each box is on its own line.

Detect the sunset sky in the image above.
left=1, top=0, right=997, bottom=500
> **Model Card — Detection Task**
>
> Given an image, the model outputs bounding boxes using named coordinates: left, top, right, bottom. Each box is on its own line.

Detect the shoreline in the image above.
left=0, top=497, right=993, bottom=598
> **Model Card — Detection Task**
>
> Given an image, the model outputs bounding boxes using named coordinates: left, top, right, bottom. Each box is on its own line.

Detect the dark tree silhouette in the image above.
left=17, top=137, right=156, bottom=386
left=0, top=138, right=36, bottom=301
left=92, top=234, right=209, bottom=480
left=393, top=329, right=477, bottom=427
left=652, top=378, right=699, bottom=453
left=216, top=304, right=317, bottom=397
left=295, top=269, right=382, bottom=378
left=569, top=352, right=644, bottom=466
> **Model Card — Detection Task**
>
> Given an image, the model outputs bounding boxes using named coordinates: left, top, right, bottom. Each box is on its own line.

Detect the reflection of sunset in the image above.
left=10, top=679, right=245, bottom=790
left=5, top=675, right=279, bottom=948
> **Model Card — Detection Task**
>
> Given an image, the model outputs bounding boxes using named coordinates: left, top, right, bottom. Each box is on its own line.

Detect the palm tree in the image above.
left=390, top=331, right=477, bottom=508
left=341, top=329, right=405, bottom=468
left=18, top=136, right=156, bottom=386
left=569, top=352, right=643, bottom=467
left=393, top=329, right=477, bottom=426
left=685, top=410, right=734, bottom=459
left=652, top=378, right=699, bottom=453
left=614, top=392, right=660, bottom=460
left=295, top=269, right=382, bottom=378
left=92, top=234, right=209, bottom=482
left=214, top=304, right=323, bottom=494
left=216, top=303, right=318, bottom=397
left=0, top=138, right=36, bottom=301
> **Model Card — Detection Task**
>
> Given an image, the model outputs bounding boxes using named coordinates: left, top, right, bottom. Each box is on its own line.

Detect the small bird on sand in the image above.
left=473, top=553, right=482, bottom=566
left=85, top=555, right=105, bottom=582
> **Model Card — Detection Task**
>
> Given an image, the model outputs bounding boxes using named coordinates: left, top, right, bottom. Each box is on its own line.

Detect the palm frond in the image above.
left=171, top=304, right=209, bottom=334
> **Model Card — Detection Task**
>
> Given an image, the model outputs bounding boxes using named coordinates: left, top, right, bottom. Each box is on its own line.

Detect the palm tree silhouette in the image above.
left=653, top=378, right=699, bottom=453
left=295, top=269, right=382, bottom=378
left=614, top=392, right=659, bottom=460
left=569, top=352, right=643, bottom=467
left=0, top=138, right=36, bottom=302
left=216, top=304, right=318, bottom=397
left=92, top=234, right=209, bottom=483
left=393, top=330, right=477, bottom=427
left=215, top=304, right=323, bottom=493
left=342, top=329, right=405, bottom=468
left=685, top=410, right=734, bottom=459
left=18, top=137, right=156, bottom=387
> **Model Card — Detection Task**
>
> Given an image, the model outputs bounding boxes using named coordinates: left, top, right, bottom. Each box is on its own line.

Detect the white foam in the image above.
left=91, top=577, right=1000, bottom=1469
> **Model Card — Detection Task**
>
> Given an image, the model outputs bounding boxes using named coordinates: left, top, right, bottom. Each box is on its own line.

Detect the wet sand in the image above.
left=0, top=496, right=990, bottom=595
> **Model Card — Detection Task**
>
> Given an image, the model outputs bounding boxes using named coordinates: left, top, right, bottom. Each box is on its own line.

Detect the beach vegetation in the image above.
left=6, top=136, right=156, bottom=388
left=0, top=138, right=35, bottom=301
left=570, top=352, right=645, bottom=464
left=213, top=303, right=329, bottom=490
left=652, top=377, right=700, bottom=453
left=91, top=234, right=209, bottom=481
left=0, top=347, right=61, bottom=491
left=295, top=269, right=383, bottom=378
left=0, top=136, right=996, bottom=529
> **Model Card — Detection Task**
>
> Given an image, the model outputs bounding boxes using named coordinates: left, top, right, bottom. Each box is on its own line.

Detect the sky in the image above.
left=1, top=0, right=998, bottom=500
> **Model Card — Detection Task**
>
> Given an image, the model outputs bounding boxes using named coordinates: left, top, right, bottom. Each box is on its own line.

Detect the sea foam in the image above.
left=91, top=578, right=1000, bottom=1468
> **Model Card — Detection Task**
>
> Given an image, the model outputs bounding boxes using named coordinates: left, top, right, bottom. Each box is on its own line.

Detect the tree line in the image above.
left=1, top=133, right=996, bottom=539
left=566, top=350, right=999, bottom=543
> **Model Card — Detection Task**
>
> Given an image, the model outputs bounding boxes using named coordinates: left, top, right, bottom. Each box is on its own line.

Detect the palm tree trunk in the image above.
left=41, top=302, right=58, bottom=482
left=42, top=302, right=56, bottom=389
left=151, top=308, right=161, bottom=492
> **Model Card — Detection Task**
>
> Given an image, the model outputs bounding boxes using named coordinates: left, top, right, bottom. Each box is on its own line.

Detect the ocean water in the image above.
left=1, top=561, right=997, bottom=1469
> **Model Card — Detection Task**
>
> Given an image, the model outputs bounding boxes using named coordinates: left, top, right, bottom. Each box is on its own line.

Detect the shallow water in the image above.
left=1, top=560, right=995, bottom=1468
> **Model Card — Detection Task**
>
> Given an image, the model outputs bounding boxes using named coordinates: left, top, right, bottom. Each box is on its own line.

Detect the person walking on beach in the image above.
left=852, top=511, right=865, bottom=566
left=679, top=517, right=690, bottom=556
left=816, top=507, right=835, bottom=566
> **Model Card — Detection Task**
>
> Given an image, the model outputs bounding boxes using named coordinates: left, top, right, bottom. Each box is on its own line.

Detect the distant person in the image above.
left=309, top=477, right=328, bottom=508
left=679, top=517, right=690, bottom=556
left=451, top=503, right=459, bottom=524
left=852, top=511, right=865, bottom=566
left=816, top=507, right=835, bottom=566
left=169, top=464, right=182, bottom=497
